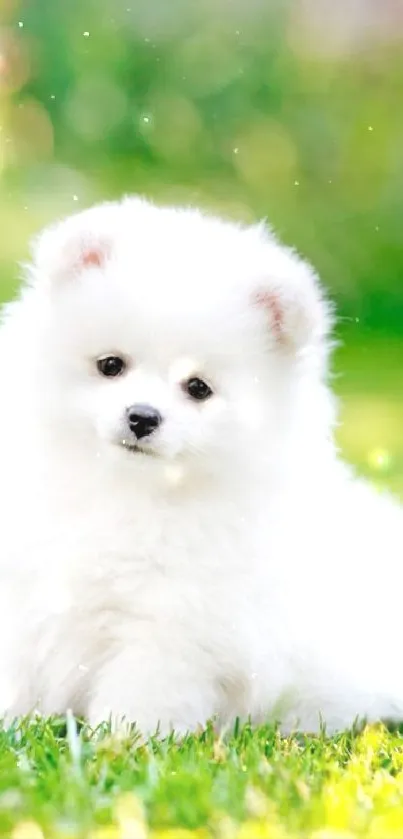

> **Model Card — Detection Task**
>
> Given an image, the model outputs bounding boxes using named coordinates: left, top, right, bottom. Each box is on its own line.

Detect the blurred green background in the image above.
left=0, top=0, right=402, bottom=492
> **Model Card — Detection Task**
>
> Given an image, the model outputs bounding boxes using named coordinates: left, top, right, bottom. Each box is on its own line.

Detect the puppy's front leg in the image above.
left=87, top=644, right=217, bottom=738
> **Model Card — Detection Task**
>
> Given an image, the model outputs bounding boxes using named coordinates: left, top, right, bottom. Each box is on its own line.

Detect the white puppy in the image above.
left=0, top=195, right=401, bottom=736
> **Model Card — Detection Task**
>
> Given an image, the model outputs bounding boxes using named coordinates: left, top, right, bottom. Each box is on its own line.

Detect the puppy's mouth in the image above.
left=120, top=439, right=157, bottom=457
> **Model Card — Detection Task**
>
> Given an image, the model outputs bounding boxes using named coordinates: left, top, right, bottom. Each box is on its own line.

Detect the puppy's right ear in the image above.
left=28, top=205, right=116, bottom=287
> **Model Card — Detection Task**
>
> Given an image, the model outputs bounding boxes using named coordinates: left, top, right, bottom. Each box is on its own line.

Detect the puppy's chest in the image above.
left=73, top=504, right=263, bottom=624
left=105, top=513, right=247, bottom=574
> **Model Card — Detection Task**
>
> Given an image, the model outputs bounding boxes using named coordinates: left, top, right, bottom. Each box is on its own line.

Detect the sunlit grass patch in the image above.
left=2, top=720, right=403, bottom=837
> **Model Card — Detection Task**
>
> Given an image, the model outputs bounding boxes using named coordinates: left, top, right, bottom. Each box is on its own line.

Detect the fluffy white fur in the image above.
left=0, top=195, right=401, bottom=737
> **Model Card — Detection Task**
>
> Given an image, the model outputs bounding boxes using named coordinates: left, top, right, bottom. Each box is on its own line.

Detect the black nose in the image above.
left=126, top=404, right=162, bottom=440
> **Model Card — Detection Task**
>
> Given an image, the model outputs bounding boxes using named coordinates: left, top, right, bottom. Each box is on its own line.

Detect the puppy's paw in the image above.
left=88, top=702, right=197, bottom=742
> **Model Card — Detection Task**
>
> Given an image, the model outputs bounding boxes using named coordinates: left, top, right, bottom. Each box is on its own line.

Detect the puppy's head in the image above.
left=18, top=197, right=332, bottom=483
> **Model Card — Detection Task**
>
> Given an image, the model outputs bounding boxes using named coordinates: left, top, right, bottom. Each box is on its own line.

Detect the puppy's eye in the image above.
left=97, top=355, right=126, bottom=377
left=184, top=377, right=213, bottom=401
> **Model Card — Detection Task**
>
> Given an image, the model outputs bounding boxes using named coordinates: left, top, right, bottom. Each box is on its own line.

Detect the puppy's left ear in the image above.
left=251, top=230, right=332, bottom=353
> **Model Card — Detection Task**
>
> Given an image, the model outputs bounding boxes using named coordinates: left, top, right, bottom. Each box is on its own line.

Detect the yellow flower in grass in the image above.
left=115, top=793, right=148, bottom=839
left=12, top=822, right=45, bottom=839
left=236, top=818, right=290, bottom=839
left=151, top=830, right=208, bottom=839
left=209, top=812, right=238, bottom=839
left=89, top=827, right=120, bottom=839
left=367, top=808, right=403, bottom=838
left=212, top=739, right=227, bottom=763
left=391, top=751, right=403, bottom=773
left=320, top=775, right=368, bottom=832
left=310, top=831, right=357, bottom=839
left=356, top=724, right=388, bottom=764
left=394, top=769, right=403, bottom=793
left=371, top=768, right=403, bottom=808
left=244, top=785, right=273, bottom=819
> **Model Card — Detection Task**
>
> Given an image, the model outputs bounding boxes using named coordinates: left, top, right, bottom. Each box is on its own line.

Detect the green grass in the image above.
left=1, top=336, right=403, bottom=838
left=2, top=718, right=403, bottom=838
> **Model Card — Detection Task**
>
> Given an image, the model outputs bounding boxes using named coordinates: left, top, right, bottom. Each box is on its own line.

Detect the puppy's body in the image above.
left=0, top=197, right=402, bottom=734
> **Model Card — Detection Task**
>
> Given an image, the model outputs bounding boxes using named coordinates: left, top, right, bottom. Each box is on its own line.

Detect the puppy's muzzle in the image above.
left=126, top=404, right=162, bottom=440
